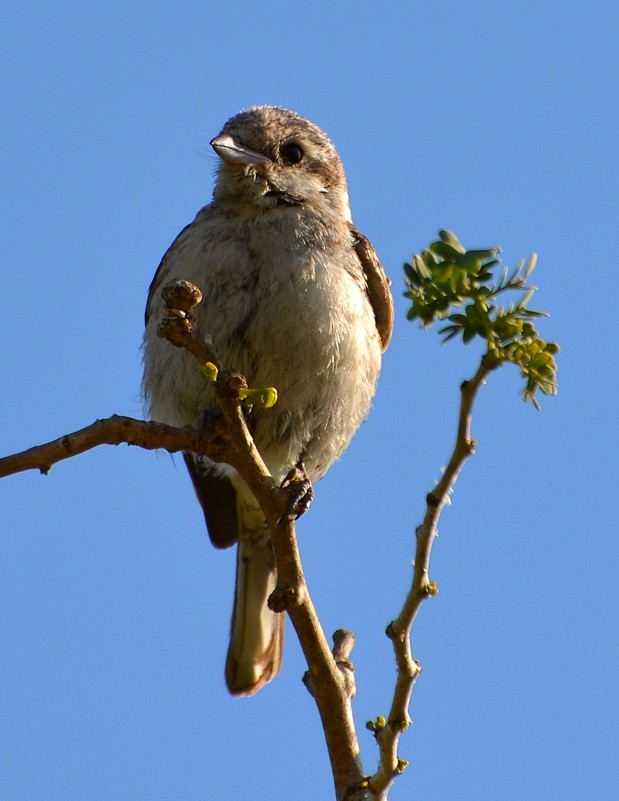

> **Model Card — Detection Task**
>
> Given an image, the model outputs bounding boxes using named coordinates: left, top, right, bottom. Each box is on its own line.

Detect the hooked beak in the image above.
left=210, top=134, right=269, bottom=167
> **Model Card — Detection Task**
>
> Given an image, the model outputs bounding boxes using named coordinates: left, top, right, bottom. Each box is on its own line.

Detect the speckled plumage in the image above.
left=142, top=106, right=393, bottom=695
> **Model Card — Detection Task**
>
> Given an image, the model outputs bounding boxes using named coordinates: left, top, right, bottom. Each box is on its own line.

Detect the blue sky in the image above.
left=2, top=2, right=617, bottom=800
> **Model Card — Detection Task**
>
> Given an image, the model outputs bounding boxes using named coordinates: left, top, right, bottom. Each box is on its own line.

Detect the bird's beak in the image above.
left=210, top=135, right=269, bottom=167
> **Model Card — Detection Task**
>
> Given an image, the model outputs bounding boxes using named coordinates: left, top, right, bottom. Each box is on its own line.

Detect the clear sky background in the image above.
left=2, top=2, right=617, bottom=800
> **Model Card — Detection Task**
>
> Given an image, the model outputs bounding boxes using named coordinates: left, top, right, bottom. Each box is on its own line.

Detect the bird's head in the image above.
left=210, top=106, right=351, bottom=221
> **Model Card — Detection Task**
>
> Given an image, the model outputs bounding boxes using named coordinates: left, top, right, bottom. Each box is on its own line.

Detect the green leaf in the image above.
left=439, top=229, right=465, bottom=252
left=462, top=328, right=476, bottom=344
left=403, top=230, right=558, bottom=407
left=422, top=249, right=437, bottom=270
left=430, top=240, right=463, bottom=261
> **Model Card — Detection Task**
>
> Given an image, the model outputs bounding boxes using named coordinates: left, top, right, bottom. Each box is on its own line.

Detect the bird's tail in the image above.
left=225, top=491, right=284, bottom=695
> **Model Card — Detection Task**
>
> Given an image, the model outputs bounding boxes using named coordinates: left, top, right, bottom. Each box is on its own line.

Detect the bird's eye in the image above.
left=280, top=142, right=304, bottom=165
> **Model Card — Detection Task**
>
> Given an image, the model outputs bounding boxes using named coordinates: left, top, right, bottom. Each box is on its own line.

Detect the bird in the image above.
left=142, top=105, right=394, bottom=695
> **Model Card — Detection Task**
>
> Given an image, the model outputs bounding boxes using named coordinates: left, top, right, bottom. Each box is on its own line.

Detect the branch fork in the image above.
left=0, top=274, right=499, bottom=801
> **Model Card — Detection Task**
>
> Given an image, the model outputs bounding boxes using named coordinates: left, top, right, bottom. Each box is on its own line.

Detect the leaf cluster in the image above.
left=404, top=230, right=559, bottom=408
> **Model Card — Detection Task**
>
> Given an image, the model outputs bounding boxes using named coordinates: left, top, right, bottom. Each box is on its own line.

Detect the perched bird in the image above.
left=142, top=106, right=394, bottom=695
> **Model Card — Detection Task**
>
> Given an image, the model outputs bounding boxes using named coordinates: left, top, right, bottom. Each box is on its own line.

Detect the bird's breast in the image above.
left=144, top=207, right=382, bottom=480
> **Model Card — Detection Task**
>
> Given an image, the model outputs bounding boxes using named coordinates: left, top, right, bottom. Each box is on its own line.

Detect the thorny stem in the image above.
left=367, top=354, right=495, bottom=799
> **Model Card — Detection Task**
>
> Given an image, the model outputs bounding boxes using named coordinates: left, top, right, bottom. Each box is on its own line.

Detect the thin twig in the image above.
left=368, top=355, right=496, bottom=799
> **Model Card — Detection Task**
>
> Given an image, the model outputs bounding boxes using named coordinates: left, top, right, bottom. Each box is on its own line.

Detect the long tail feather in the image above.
left=225, top=492, right=284, bottom=695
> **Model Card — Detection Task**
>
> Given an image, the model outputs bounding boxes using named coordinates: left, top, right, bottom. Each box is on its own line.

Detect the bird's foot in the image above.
left=278, top=461, right=314, bottom=525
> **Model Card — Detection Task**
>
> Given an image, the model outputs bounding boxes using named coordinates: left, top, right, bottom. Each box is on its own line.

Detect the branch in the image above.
left=367, top=354, right=495, bottom=799
left=364, top=230, right=559, bottom=798
left=0, top=416, right=231, bottom=479
left=158, top=281, right=366, bottom=799
left=3, top=225, right=558, bottom=801
left=0, top=278, right=367, bottom=800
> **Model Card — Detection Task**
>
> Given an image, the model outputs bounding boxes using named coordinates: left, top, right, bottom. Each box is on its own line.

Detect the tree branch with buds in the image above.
left=0, top=278, right=367, bottom=799
left=0, top=231, right=558, bottom=801
left=362, top=231, right=559, bottom=798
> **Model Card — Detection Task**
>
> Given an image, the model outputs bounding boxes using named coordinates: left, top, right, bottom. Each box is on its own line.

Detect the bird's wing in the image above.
left=144, top=215, right=239, bottom=550
left=350, top=227, right=395, bottom=352
left=144, top=220, right=197, bottom=327
left=183, top=454, right=238, bottom=549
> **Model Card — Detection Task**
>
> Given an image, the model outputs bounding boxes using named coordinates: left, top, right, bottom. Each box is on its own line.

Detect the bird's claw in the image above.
left=278, top=463, right=314, bottom=525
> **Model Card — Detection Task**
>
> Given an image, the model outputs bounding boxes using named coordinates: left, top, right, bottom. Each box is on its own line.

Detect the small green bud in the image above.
left=366, top=715, right=387, bottom=734
left=199, top=362, right=219, bottom=382
left=237, top=386, right=278, bottom=408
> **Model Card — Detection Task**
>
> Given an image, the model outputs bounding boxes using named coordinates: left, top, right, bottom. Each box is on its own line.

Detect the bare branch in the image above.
left=0, top=416, right=230, bottom=479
